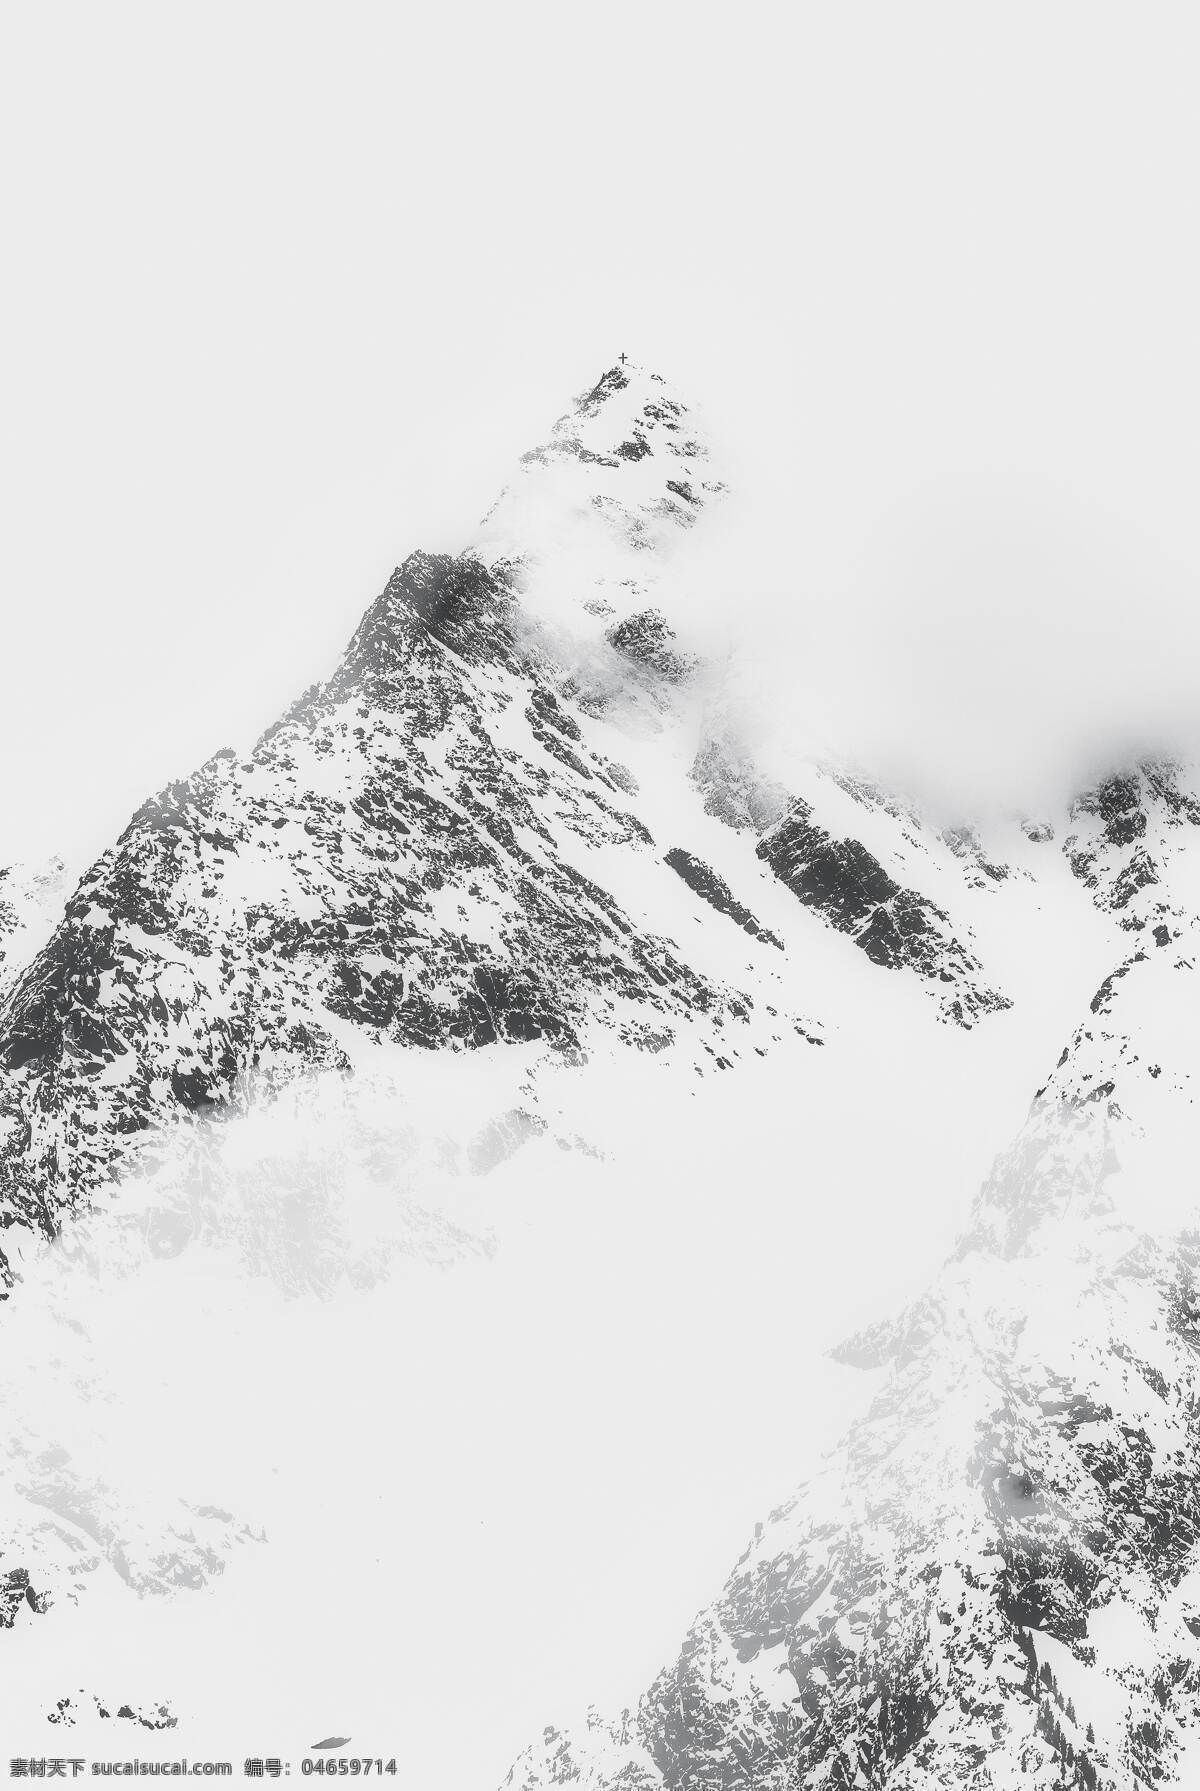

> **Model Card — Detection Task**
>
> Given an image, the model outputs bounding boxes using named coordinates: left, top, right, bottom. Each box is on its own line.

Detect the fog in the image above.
left=0, top=995, right=1085, bottom=1782
left=660, top=471, right=1200, bottom=823
left=7, top=6, right=1200, bottom=861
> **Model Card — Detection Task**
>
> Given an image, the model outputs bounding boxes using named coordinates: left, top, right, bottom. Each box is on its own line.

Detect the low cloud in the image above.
left=659, top=464, right=1200, bottom=824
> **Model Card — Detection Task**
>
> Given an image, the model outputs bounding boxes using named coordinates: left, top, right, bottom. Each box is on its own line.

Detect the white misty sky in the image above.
left=6, top=3, right=1200, bottom=859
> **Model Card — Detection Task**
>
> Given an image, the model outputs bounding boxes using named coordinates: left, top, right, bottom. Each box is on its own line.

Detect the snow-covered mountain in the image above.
left=0, top=361, right=1031, bottom=1269
left=503, top=766, right=1200, bottom=1789
left=3, top=362, right=1200, bottom=1785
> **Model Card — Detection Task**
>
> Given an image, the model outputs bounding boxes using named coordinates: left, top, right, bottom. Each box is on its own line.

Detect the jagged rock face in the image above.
left=664, top=848, right=784, bottom=951
left=1062, top=761, right=1200, bottom=932
left=0, top=547, right=800, bottom=1264
left=941, top=824, right=1011, bottom=889
left=756, top=796, right=1011, bottom=1028
left=606, top=610, right=697, bottom=683
left=494, top=364, right=722, bottom=522
left=473, top=362, right=727, bottom=641
left=690, top=740, right=791, bottom=834
left=0, top=1565, right=50, bottom=1627
left=688, top=745, right=1026, bottom=1025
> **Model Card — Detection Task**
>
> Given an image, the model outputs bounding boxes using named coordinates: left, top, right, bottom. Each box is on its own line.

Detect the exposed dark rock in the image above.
left=576, top=366, right=630, bottom=415
left=511, top=1151, right=1200, bottom=1791
left=757, top=800, right=1009, bottom=1027
left=520, top=437, right=621, bottom=470
left=606, top=609, right=696, bottom=683
left=0, top=547, right=794, bottom=1264
left=664, top=848, right=783, bottom=949
left=690, top=741, right=790, bottom=834
left=0, top=1565, right=49, bottom=1627
left=665, top=478, right=698, bottom=505
left=50, top=1696, right=177, bottom=1730
left=942, top=825, right=1010, bottom=884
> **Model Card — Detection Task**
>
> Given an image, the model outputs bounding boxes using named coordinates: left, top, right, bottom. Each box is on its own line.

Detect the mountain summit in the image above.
left=477, top=358, right=723, bottom=573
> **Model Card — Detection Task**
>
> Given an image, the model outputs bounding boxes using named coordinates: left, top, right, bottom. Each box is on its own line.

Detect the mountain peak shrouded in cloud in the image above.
left=7, top=359, right=1200, bottom=1779
left=4, top=359, right=1199, bottom=1263
left=0, top=363, right=818, bottom=1266
left=466, top=356, right=1200, bottom=841
left=471, top=358, right=728, bottom=651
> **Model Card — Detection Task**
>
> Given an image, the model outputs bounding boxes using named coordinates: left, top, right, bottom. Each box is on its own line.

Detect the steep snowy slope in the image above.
left=505, top=764, right=1200, bottom=1791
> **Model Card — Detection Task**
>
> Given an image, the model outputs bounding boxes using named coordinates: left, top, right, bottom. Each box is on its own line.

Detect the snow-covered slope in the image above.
left=506, top=765, right=1200, bottom=1790
left=2, top=363, right=1199, bottom=1785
